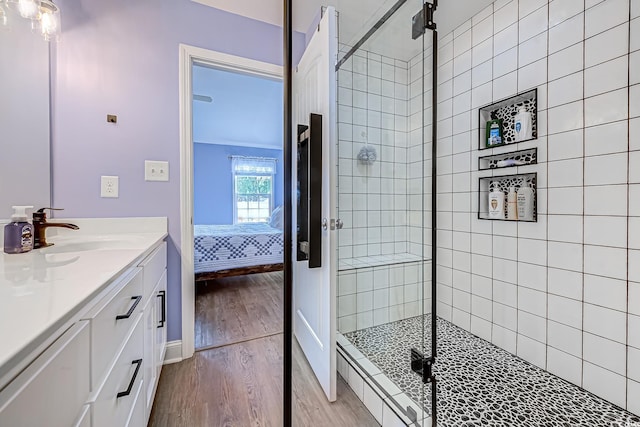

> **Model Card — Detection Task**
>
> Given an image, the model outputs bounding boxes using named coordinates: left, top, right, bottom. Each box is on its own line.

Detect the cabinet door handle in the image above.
left=117, top=359, right=142, bottom=398
left=157, top=290, right=166, bottom=328
left=115, top=296, right=142, bottom=320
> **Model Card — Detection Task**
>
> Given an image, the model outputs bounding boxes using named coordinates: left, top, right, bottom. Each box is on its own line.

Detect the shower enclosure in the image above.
left=328, top=0, right=640, bottom=426
left=334, top=0, right=435, bottom=424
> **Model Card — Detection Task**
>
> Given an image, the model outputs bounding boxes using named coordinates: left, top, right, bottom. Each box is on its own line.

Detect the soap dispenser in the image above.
left=4, top=206, right=34, bottom=254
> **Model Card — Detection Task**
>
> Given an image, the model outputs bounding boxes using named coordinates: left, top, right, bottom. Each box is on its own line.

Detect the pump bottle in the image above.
left=4, top=206, right=34, bottom=254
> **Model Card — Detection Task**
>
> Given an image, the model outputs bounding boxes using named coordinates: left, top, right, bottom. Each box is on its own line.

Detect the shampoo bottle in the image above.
left=486, top=119, right=503, bottom=147
left=488, top=191, right=505, bottom=219
left=507, top=187, right=518, bottom=220
left=514, top=106, right=532, bottom=141
left=517, top=185, right=534, bottom=221
left=3, top=206, right=34, bottom=254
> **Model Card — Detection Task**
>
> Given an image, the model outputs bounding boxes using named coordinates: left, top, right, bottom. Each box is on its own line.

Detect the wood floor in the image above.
left=195, top=272, right=283, bottom=350
left=149, top=272, right=378, bottom=427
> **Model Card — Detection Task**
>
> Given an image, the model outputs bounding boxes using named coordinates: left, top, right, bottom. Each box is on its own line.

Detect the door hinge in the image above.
left=412, top=1, right=437, bottom=40
left=410, top=348, right=436, bottom=383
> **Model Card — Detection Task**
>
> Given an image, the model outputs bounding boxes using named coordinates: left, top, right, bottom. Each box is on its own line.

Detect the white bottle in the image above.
left=517, top=184, right=535, bottom=221
left=514, top=106, right=532, bottom=141
left=488, top=191, right=505, bottom=219
left=507, top=187, right=518, bottom=220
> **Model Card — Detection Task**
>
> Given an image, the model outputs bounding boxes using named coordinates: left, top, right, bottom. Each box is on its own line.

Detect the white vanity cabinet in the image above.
left=0, top=322, right=91, bottom=427
left=138, top=243, right=168, bottom=422
left=84, top=267, right=144, bottom=391
left=0, top=238, right=167, bottom=427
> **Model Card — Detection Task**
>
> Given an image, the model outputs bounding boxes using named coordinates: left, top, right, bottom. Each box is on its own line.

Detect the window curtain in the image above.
left=231, top=156, right=277, bottom=175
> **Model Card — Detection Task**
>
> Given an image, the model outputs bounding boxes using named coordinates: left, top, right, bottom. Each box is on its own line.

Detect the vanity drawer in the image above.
left=0, top=321, right=90, bottom=427
left=138, top=242, right=166, bottom=301
left=126, top=379, right=145, bottom=427
left=86, top=267, right=143, bottom=388
left=93, top=315, right=143, bottom=427
left=73, top=405, right=91, bottom=427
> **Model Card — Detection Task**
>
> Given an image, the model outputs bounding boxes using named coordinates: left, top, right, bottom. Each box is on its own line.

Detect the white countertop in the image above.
left=0, top=217, right=168, bottom=381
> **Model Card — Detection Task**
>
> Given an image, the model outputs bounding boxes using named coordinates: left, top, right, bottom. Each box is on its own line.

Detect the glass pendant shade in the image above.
left=8, top=0, right=40, bottom=20
left=39, top=0, right=59, bottom=41
left=0, top=3, right=8, bottom=27
left=4, top=0, right=60, bottom=41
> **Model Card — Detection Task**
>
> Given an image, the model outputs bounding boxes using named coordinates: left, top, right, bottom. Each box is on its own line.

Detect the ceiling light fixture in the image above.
left=2, top=0, right=61, bottom=41
left=38, top=0, right=60, bottom=41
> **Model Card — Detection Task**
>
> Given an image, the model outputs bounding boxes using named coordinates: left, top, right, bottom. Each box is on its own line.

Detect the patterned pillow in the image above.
left=268, top=205, right=284, bottom=230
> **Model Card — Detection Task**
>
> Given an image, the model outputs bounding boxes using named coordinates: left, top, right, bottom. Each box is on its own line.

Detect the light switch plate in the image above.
left=145, top=160, right=169, bottom=182
left=101, top=176, right=119, bottom=198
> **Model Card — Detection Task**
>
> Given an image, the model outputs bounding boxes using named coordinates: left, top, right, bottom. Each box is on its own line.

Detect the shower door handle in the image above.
left=335, top=219, right=343, bottom=229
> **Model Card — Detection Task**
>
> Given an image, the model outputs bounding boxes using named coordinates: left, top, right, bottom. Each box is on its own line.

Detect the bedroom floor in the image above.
left=194, top=271, right=283, bottom=350
left=150, top=272, right=378, bottom=426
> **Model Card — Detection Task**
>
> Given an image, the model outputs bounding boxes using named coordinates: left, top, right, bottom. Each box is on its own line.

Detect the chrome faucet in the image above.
left=33, top=208, right=79, bottom=249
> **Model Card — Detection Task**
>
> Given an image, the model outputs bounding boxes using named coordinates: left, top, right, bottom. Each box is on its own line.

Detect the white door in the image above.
left=292, top=7, right=338, bottom=402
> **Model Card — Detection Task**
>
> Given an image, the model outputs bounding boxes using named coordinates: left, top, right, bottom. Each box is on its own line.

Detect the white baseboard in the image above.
left=164, top=340, right=183, bottom=365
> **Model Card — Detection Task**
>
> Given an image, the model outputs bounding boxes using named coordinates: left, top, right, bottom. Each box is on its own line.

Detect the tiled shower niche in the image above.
left=478, top=172, right=537, bottom=222
left=478, top=148, right=537, bottom=170
left=478, top=88, right=538, bottom=150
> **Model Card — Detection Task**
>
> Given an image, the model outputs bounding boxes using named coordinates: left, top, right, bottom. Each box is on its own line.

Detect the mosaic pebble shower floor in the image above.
left=345, top=316, right=640, bottom=426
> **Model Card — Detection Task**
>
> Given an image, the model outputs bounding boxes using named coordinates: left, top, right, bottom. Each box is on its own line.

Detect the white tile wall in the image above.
left=338, top=261, right=429, bottom=333
left=338, top=48, right=412, bottom=261
left=435, top=0, right=637, bottom=414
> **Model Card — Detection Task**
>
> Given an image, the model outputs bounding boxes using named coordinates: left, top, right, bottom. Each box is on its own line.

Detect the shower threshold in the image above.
left=339, top=315, right=640, bottom=426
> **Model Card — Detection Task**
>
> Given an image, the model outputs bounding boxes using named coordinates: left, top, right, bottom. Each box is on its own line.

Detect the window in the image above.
left=232, top=156, right=276, bottom=223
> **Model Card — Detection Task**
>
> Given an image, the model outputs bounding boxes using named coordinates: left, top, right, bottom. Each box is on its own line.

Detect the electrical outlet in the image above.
left=145, top=160, right=169, bottom=182
left=101, top=176, right=119, bottom=198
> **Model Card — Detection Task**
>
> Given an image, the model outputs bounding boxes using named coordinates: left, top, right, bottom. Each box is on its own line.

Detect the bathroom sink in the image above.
left=39, top=235, right=148, bottom=254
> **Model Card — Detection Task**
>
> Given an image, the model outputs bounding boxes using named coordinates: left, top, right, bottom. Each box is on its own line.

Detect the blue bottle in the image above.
left=4, top=206, right=34, bottom=254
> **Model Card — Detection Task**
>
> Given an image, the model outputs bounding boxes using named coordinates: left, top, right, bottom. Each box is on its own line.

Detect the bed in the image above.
left=194, top=222, right=284, bottom=281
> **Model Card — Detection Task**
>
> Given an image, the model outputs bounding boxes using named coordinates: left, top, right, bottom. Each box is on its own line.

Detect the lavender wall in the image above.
left=193, top=143, right=283, bottom=225
left=51, top=0, right=305, bottom=341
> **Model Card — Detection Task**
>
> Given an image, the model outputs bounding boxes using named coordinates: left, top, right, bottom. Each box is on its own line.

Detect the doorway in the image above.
left=178, top=45, right=283, bottom=359
left=190, top=63, right=285, bottom=351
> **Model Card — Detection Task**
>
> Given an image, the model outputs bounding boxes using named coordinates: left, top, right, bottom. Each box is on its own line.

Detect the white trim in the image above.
left=179, top=44, right=283, bottom=360
left=163, top=340, right=184, bottom=365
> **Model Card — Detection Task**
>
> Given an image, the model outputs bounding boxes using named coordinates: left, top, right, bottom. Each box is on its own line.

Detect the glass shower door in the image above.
left=334, top=0, right=435, bottom=424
